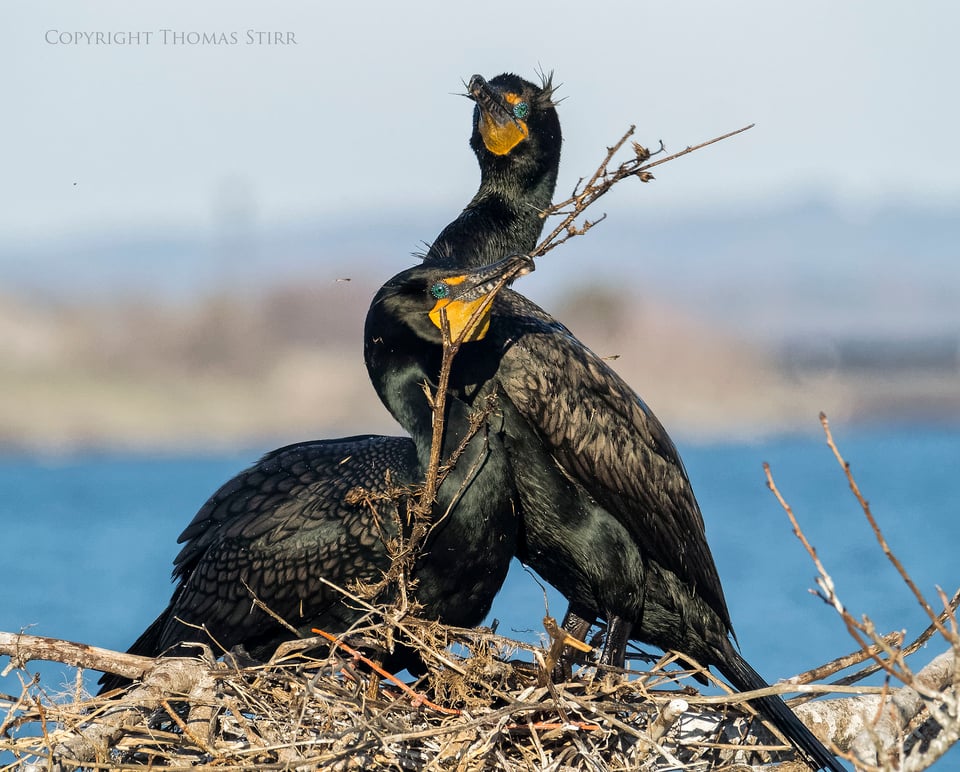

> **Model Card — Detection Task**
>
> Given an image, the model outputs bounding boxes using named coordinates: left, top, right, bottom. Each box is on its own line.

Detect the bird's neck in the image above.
left=475, top=155, right=558, bottom=216
left=364, top=325, right=443, bottom=452
left=364, top=318, right=502, bottom=471
left=426, top=160, right=558, bottom=267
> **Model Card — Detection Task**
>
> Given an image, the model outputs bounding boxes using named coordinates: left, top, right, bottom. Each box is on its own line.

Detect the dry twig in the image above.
left=763, top=413, right=960, bottom=770
left=531, top=124, right=754, bottom=258
left=1, top=623, right=840, bottom=771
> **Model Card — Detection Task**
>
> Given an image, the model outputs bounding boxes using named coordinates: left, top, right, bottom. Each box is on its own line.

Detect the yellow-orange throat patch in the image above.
left=429, top=294, right=493, bottom=342
left=479, top=111, right=528, bottom=156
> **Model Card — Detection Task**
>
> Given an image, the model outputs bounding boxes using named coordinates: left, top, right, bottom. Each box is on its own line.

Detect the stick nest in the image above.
left=2, top=615, right=802, bottom=771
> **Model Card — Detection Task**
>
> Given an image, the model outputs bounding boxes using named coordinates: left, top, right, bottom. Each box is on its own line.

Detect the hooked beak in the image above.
left=467, top=74, right=529, bottom=155
left=429, top=254, right=535, bottom=342
left=447, top=253, right=535, bottom=302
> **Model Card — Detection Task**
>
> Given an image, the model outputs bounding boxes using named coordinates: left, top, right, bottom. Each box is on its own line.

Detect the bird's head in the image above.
left=467, top=72, right=561, bottom=169
left=367, top=253, right=535, bottom=348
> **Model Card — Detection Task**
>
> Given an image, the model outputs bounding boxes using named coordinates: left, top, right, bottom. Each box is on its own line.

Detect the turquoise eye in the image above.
left=430, top=282, right=450, bottom=299
left=512, top=101, right=529, bottom=119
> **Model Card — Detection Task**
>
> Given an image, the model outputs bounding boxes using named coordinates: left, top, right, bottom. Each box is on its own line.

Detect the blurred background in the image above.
left=2, top=0, right=958, bottom=451
left=2, top=1, right=958, bottom=749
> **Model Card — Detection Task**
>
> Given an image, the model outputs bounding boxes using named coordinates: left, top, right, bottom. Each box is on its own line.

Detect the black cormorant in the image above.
left=100, top=72, right=561, bottom=695
left=441, top=265, right=843, bottom=771
left=417, top=72, right=841, bottom=772
left=98, top=255, right=531, bottom=693
left=350, top=263, right=841, bottom=768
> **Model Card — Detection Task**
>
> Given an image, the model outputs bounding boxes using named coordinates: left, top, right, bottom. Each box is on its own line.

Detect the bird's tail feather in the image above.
left=713, top=639, right=845, bottom=772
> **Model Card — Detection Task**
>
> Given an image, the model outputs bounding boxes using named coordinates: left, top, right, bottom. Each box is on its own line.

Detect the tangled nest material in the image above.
left=5, top=414, right=958, bottom=771
left=1, top=612, right=809, bottom=772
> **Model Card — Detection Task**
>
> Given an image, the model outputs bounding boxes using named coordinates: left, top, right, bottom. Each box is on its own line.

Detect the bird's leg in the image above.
left=599, top=615, right=632, bottom=670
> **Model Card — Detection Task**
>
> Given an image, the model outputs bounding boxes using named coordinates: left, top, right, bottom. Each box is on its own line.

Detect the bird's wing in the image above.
left=164, top=436, right=418, bottom=623
left=174, top=436, right=415, bottom=566
left=494, top=290, right=731, bottom=626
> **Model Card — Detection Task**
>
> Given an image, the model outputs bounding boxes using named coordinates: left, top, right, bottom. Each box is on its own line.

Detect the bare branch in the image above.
left=531, top=123, right=754, bottom=258
left=792, top=631, right=904, bottom=686
left=830, top=589, right=960, bottom=688
left=407, top=263, right=526, bottom=562
left=820, top=413, right=958, bottom=646
left=0, top=630, right=156, bottom=683
left=764, top=414, right=960, bottom=769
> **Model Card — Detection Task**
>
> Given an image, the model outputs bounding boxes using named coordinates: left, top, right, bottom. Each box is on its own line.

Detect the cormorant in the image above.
left=349, top=260, right=842, bottom=769
left=100, top=72, right=561, bottom=695
left=98, top=254, right=531, bottom=693
left=414, top=72, right=841, bottom=772
left=440, top=267, right=843, bottom=771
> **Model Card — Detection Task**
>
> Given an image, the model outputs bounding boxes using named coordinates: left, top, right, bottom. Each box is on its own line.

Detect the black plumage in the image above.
left=457, top=299, right=842, bottom=770
left=98, top=256, right=529, bottom=693
left=426, top=72, right=561, bottom=267
left=420, top=72, right=841, bottom=771
left=99, top=72, right=559, bottom=694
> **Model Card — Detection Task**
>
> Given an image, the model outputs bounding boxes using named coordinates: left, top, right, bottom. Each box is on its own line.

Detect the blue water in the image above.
left=1, top=428, right=958, bottom=765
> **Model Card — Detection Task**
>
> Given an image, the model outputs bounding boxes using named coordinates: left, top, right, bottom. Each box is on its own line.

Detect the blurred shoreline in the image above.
left=1, top=274, right=956, bottom=455
left=3, top=202, right=957, bottom=454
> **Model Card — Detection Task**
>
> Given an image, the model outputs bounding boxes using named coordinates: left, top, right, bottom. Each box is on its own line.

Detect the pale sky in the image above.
left=3, top=1, right=959, bottom=244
